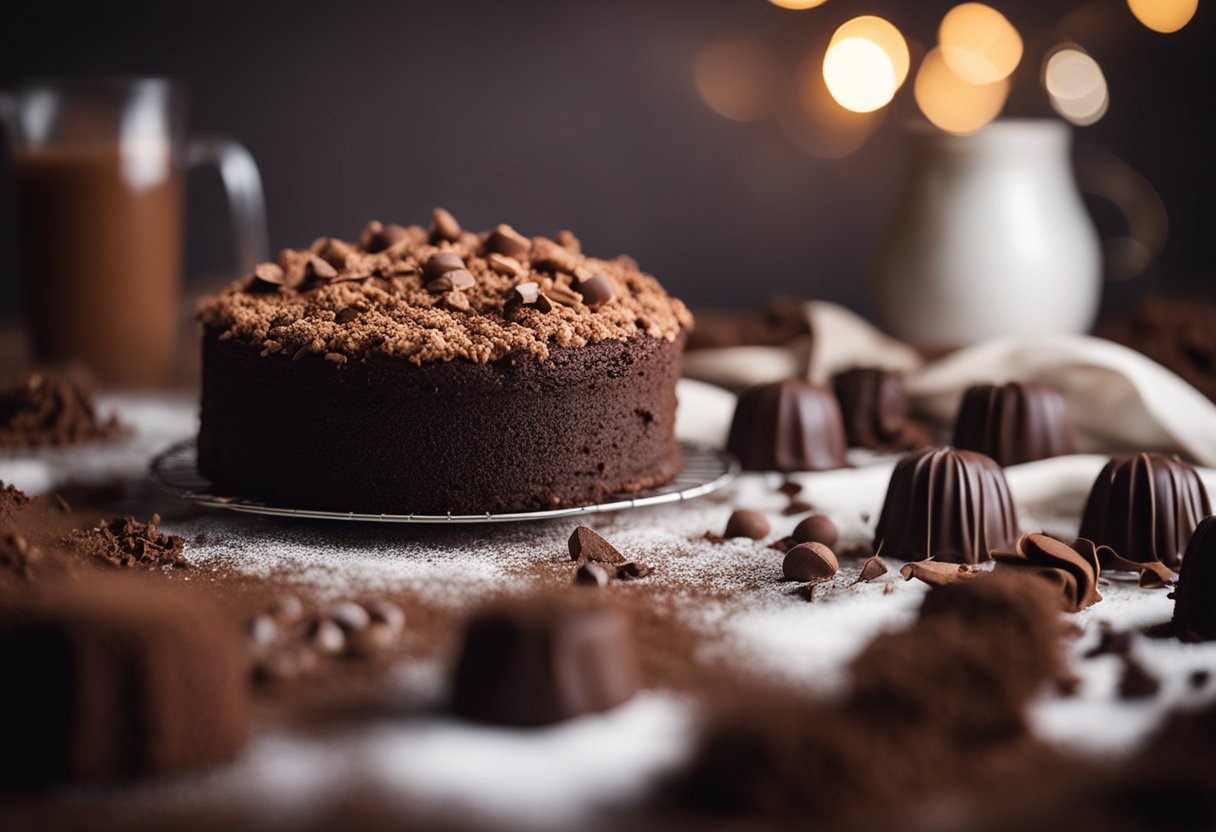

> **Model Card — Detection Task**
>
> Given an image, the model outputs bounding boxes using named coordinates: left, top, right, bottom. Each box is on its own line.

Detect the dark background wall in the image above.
left=1, top=0, right=1211, bottom=321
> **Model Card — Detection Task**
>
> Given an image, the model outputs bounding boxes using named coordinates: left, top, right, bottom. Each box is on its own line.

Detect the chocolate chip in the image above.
left=792, top=515, right=838, bottom=548
left=248, top=262, right=287, bottom=292
left=782, top=542, right=839, bottom=582
left=312, top=237, right=355, bottom=269
left=575, top=562, right=610, bottom=587
left=777, top=480, right=803, bottom=497
left=1118, top=655, right=1161, bottom=699
left=616, top=561, right=652, bottom=580
left=531, top=237, right=581, bottom=273
left=487, top=253, right=527, bottom=278
left=268, top=595, right=304, bottom=624
left=576, top=274, right=615, bottom=308
left=247, top=615, right=279, bottom=647
left=856, top=555, right=888, bottom=583
left=334, top=306, right=363, bottom=324
left=361, top=220, right=410, bottom=253
left=360, top=602, right=402, bottom=635
left=426, top=268, right=476, bottom=293
left=723, top=509, right=770, bottom=540
left=568, top=526, right=626, bottom=565
left=304, top=254, right=338, bottom=282
left=430, top=207, right=462, bottom=243
left=326, top=601, right=370, bottom=632
left=782, top=500, right=815, bottom=516
left=423, top=252, right=466, bottom=283
left=308, top=618, right=347, bottom=654
left=484, top=224, right=531, bottom=260
left=505, top=281, right=553, bottom=314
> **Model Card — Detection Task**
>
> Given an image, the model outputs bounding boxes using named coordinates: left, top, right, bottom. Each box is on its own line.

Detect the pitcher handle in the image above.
left=185, top=135, right=269, bottom=275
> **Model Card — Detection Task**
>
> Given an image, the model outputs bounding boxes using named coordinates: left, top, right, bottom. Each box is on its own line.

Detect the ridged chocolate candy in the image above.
left=952, top=382, right=1075, bottom=466
left=726, top=380, right=847, bottom=472
left=452, top=595, right=640, bottom=726
left=832, top=368, right=909, bottom=450
left=1078, top=452, right=1210, bottom=569
left=873, top=446, right=1019, bottom=564
left=1173, top=516, right=1216, bottom=640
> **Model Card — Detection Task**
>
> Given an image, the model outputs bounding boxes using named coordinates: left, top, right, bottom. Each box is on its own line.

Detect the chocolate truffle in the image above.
left=832, top=367, right=910, bottom=450
left=1078, top=452, right=1210, bottom=569
left=952, top=382, right=1075, bottom=466
left=0, top=575, right=249, bottom=787
left=873, top=446, right=1019, bottom=564
left=452, top=595, right=640, bottom=726
left=726, top=380, right=847, bottom=472
left=1172, top=516, right=1216, bottom=640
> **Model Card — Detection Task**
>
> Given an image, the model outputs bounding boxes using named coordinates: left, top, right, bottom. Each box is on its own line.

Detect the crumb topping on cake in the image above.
left=197, top=212, right=693, bottom=365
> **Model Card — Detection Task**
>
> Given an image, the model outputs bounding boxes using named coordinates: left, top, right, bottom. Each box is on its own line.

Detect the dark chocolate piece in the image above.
left=452, top=596, right=640, bottom=726
left=576, top=275, right=615, bottom=308
left=568, top=526, right=625, bottom=565
left=1172, top=516, right=1216, bottom=640
left=504, top=281, right=553, bottom=315
left=874, top=446, right=1019, bottom=564
left=484, top=224, right=531, bottom=260
left=952, top=382, right=1076, bottom=466
left=791, top=515, right=838, bottom=548
left=430, top=207, right=462, bottom=243
left=422, top=252, right=466, bottom=283
left=1078, top=452, right=1210, bottom=569
left=360, top=220, right=410, bottom=253
left=0, top=575, right=249, bottom=787
left=832, top=367, right=911, bottom=450
left=782, top=542, right=838, bottom=582
left=726, top=380, right=848, bottom=473
left=724, top=509, right=770, bottom=540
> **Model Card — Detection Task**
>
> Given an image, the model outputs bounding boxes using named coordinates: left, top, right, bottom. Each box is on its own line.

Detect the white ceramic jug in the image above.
left=873, top=119, right=1101, bottom=346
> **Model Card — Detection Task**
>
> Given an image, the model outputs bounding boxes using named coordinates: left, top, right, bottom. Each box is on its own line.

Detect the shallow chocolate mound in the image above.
left=0, top=575, right=249, bottom=787
left=451, top=595, right=640, bottom=726
left=1078, top=453, right=1210, bottom=569
left=1172, top=516, right=1216, bottom=640
left=199, top=331, right=684, bottom=515
left=952, top=382, right=1075, bottom=466
left=873, top=446, right=1019, bottom=563
left=0, top=366, right=124, bottom=449
left=726, top=380, right=847, bottom=472
left=832, top=367, right=928, bottom=451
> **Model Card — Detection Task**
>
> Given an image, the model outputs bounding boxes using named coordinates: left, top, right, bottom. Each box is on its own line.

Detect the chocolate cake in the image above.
left=196, top=213, right=692, bottom=514
left=1172, top=516, right=1216, bottom=640
left=452, top=594, right=640, bottom=726
left=952, top=382, right=1075, bottom=466
left=0, top=574, right=249, bottom=787
left=1077, top=452, right=1210, bottom=569
left=726, top=380, right=847, bottom=472
left=873, top=446, right=1019, bottom=563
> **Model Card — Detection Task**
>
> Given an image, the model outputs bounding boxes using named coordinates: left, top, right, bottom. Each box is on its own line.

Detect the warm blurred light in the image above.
left=1043, top=46, right=1108, bottom=126
left=780, top=48, right=885, bottom=159
left=914, top=47, right=1010, bottom=134
left=822, top=17, right=907, bottom=113
left=939, top=3, right=1023, bottom=85
left=768, top=0, right=829, bottom=8
left=695, top=36, right=782, bottom=122
left=1127, top=0, right=1197, bottom=32
left=830, top=15, right=911, bottom=87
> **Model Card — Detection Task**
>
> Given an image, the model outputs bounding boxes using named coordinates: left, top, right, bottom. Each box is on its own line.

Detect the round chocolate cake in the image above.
left=196, top=213, right=692, bottom=514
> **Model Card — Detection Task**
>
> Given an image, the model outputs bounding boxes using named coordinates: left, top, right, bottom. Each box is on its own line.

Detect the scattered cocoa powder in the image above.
left=0, top=366, right=125, bottom=448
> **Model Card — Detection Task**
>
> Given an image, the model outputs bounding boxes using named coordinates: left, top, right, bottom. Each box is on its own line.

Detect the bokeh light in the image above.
left=939, top=3, right=1023, bottom=85
left=1127, top=0, right=1197, bottom=33
left=914, top=47, right=1010, bottom=134
left=1043, top=46, right=1108, bottom=126
left=695, top=36, right=782, bottom=122
left=768, top=0, right=829, bottom=9
left=780, top=48, right=885, bottom=159
left=822, top=16, right=908, bottom=113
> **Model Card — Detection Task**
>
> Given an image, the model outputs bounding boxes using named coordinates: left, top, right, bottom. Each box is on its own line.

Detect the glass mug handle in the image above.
left=184, top=136, right=269, bottom=275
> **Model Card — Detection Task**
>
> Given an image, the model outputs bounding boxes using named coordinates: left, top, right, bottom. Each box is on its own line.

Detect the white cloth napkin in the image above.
left=678, top=301, right=1216, bottom=468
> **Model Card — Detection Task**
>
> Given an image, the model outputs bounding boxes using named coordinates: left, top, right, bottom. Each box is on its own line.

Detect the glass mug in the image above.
left=0, top=77, right=267, bottom=385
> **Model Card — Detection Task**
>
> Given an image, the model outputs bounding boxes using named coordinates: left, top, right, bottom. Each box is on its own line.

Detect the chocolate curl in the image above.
left=899, top=559, right=984, bottom=587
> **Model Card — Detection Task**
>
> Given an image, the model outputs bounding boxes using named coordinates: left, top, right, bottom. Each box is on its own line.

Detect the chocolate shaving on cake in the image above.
left=0, top=367, right=124, bottom=448
left=198, top=213, right=692, bottom=366
left=66, top=514, right=188, bottom=570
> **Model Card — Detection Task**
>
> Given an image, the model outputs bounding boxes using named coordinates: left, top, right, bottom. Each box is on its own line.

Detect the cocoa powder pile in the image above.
left=66, top=514, right=188, bottom=570
left=0, top=366, right=124, bottom=448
